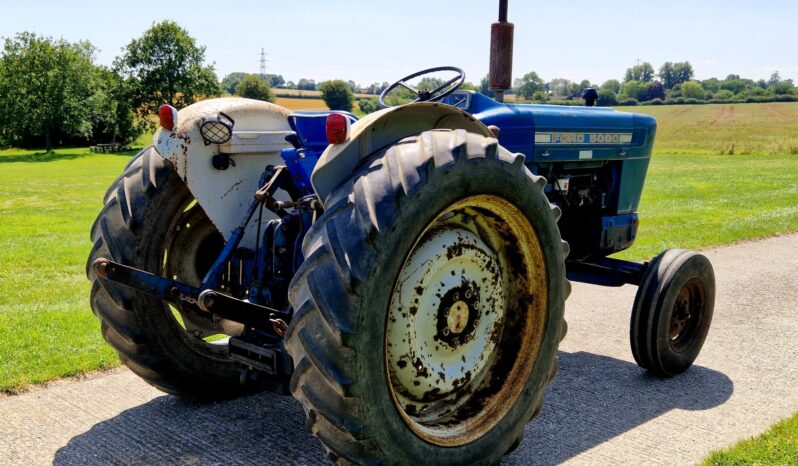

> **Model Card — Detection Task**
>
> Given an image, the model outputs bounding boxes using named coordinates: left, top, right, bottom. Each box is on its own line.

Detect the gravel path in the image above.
left=2, top=234, right=797, bottom=465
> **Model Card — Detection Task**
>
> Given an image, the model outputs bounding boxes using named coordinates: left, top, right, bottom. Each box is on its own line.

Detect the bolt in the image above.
left=444, top=308, right=450, bottom=317
left=95, top=260, right=109, bottom=277
left=200, top=292, right=217, bottom=311
left=473, top=301, right=480, bottom=310
left=465, top=289, right=472, bottom=299
left=443, top=328, right=450, bottom=336
left=453, top=292, right=459, bottom=301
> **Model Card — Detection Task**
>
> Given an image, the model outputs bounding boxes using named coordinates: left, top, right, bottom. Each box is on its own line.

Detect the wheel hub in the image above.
left=386, top=227, right=503, bottom=405
left=447, top=301, right=469, bottom=334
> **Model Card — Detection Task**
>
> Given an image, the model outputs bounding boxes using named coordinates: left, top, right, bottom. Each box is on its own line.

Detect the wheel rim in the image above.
left=669, top=277, right=705, bottom=352
left=161, top=199, right=238, bottom=355
left=386, top=195, right=548, bottom=446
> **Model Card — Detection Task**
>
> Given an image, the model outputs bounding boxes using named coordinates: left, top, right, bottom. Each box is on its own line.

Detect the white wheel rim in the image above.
left=385, top=195, right=549, bottom=446
left=387, top=228, right=504, bottom=408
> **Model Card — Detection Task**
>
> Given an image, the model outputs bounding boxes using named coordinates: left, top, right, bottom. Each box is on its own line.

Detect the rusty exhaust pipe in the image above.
left=489, top=0, right=513, bottom=103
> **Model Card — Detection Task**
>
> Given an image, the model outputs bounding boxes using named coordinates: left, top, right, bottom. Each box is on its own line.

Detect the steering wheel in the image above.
left=379, top=66, right=465, bottom=108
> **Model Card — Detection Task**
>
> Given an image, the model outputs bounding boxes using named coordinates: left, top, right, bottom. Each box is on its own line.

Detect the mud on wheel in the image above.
left=286, top=130, right=570, bottom=464
left=86, top=147, right=269, bottom=399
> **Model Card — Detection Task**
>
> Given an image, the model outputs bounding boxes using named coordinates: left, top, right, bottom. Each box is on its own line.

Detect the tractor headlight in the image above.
left=200, top=112, right=235, bottom=145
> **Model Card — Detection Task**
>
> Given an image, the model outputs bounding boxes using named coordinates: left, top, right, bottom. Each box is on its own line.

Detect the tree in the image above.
left=318, top=80, right=353, bottom=111
left=221, top=72, right=248, bottom=94
left=713, top=90, right=734, bottom=101
left=659, top=62, right=676, bottom=89
left=680, top=81, right=705, bottom=100
left=0, top=33, right=97, bottom=150
left=114, top=20, right=221, bottom=125
left=235, top=74, right=275, bottom=102
left=531, top=91, right=548, bottom=103
left=596, top=89, right=618, bottom=106
left=577, top=79, right=593, bottom=93
left=514, top=71, right=545, bottom=100
left=625, top=62, right=655, bottom=82
left=600, top=79, right=622, bottom=94
left=88, top=66, right=144, bottom=144
left=720, top=78, right=755, bottom=95
left=647, top=81, right=666, bottom=101
left=547, top=78, right=576, bottom=97
left=358, top=97, right=381, bottom=114
left=701, top=78, right=721, bottom=93
left=658, top=61, right=692, bottom=89
left=268, top=74, right=285, bottom=88
left=768, top=71, right=782, bottom=86
left=297, top=78, right=316, bottom=90
left=772, top=80, right=795, bottom=95
left=622, top=80, right=649, bottom=101
left=673, top=62, right=694, bottom=85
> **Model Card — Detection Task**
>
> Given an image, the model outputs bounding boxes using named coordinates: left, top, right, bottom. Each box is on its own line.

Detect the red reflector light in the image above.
left=326, top=113, right=350, bottom=145
left=159, top=104, right=178, bottom=131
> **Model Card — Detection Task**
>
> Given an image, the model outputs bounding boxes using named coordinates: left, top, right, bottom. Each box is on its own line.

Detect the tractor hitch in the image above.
left=91, top=258, right=289, bottom=333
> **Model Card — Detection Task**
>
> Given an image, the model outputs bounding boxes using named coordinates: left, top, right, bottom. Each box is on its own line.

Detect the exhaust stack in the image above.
left=489, top=0, right=514, bottom=103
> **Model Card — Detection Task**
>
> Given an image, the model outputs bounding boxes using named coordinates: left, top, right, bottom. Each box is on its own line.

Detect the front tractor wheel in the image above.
left=631, top=249, right=716, bottom=376
left=286, top=130, right=570, bottom=464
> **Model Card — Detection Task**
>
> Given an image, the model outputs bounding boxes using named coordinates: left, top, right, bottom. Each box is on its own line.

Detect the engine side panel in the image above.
left=468, top=92, right=657, bottom=258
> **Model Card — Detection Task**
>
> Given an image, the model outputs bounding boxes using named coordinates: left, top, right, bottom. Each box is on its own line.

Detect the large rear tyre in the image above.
left=630, top=249, right=716, bottom=377
left=286, top=130, right=570, bottom=465
left=86, top=147, right=269, bottom=399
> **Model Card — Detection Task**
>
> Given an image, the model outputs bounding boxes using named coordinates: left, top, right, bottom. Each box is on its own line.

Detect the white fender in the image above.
left=153, top=97, right=293, bottom=248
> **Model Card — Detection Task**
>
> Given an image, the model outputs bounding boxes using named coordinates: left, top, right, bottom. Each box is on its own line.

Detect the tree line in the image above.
left=510, top=61, right=798, bottom=106
left=0, top=21, right=221, bottom=150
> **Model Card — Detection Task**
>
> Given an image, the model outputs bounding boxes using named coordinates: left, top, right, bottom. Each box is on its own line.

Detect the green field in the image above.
left=0, top=102, right=797, bottom=393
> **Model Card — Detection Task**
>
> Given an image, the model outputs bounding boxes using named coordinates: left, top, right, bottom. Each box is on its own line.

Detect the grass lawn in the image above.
left=0, top=147, right=132, bottom=392
left=0, top=102, right=797, bottom=393
left=702, top=411, right=798, bottom=465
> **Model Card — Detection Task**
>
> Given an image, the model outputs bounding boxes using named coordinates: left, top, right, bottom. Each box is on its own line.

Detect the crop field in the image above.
left=619, top=102, right=798, bottom=156
left=1, top=102, right=797, bottom=392
left=275, top=96, right=364, bottom=114
left=275, top=97, right=329, bottom=111
left=275, top=88, right=372, bottom=99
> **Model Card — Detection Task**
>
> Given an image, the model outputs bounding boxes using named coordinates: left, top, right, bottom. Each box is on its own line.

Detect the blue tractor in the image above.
left=87, top=1, right=715, bottom=463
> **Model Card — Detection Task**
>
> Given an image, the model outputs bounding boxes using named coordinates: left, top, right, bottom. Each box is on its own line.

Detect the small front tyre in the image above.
left=286, top=130, right=570, bottom=465
left=630, top=249, right=716, bottom=377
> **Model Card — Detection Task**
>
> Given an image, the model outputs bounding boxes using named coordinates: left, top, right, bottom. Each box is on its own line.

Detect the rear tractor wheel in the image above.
left=86, top=147, right=273, bottom=399
left=286, top=130, right=570, bottom=464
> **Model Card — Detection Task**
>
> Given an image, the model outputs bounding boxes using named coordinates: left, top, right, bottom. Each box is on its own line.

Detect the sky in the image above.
left=1, top=0, right=796, bottom=87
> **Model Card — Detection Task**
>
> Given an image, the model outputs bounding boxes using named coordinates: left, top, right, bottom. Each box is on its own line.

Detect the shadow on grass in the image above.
left=52, top=351, right=732, bottom=465
left=0, top=148, right=142, bottom=164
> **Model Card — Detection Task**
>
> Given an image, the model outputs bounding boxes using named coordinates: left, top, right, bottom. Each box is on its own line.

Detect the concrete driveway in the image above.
left=2, top=233, right=797, bottom=465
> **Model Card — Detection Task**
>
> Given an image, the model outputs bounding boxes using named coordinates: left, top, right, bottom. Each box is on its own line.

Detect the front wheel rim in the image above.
left=386, top=195, right=549, bottom=446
